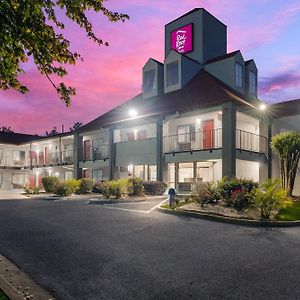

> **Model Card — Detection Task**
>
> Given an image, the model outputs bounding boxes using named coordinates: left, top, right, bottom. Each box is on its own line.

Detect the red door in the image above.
left=30, top=151, right=37, bottom=165
left=203, top=120, right=214, bottom=149
left=83, top=169, right=90, bottom=178
left=39, top=151, right=44, bottom=165
left=84, top=140, right=91, bottom=160
left=28, top=174, right=35, bottom=188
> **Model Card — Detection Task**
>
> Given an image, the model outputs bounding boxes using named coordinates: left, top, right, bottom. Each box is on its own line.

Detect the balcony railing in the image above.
left=0, top=156, right=29, bottom=168
left=236, top=129, right=268, bottom=156
left=164, top=128, right=269, bottom=156
left=31, top=151, right=73, bottom=167
left=164, top=128, right=222, bottom=153
left=81, top=145, right=109, bottom=161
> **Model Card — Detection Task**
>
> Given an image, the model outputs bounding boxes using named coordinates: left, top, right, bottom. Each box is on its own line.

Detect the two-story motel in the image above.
left=1, top=8, right=300, bottom=194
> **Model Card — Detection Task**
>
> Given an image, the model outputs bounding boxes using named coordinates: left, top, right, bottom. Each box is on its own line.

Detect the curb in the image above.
left=0, top=255, right=54, bottom=300
left=158, top=207, right=300, bottom=227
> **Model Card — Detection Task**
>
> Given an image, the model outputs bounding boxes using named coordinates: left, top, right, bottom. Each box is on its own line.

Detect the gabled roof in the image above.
left=79, top=69, right=257, bottom=133
left=0, top=132, right=42, bottom=145
left=205, top=50, right=241, bottom=65
left=271, top=99, right=300, bottom=118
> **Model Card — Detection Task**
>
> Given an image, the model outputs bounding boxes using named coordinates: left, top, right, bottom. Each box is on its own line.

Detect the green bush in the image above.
left=143, top=181, right=166, bottom=195
left=192, top=182, right=220, bottom=207
left=42, top=176, right=59, bottom=193
left=93, top=181, right=106, bottom=194
left=55, top=182, right=73, bottom=197
left=77, top=178, right=94, bottom=194
left=101, top=179, right=128, bottom=199
left=128, top=177, right=144, bottom=196
left=217, top=177, right=258, bottom=209
left=254, top=179, right=292, bottom=220
left=65, top=179, right=80, bottom=193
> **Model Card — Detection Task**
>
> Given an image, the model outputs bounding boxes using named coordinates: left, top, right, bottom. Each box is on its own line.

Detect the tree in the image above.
left=45, top=126, right=59, bottom=136
left=0, top=1, right=129, bottom=106
left=70, top=122, right=83, bottom=132
left=272, top=131, right=300, bottom=196
left=0, top=126, right=14, bottom=133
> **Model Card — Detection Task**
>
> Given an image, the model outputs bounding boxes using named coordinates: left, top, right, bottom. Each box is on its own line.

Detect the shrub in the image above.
left=93, top=181, right=106, bottom=194
left=32, top=186, right=40, bottom=194
left=23, top=185, right=33, bottom=195
left=143, top=181, right=166, bottom=195
left=55, top=182, right=73, bottom=197
left=128, top=177, right=144, bottom=196
left=254, top=179, right=292, bottom=220
left=77, top=178, right=94, bottom=194
left=65, top=179, right=80, bottom=193
left=192, top=182, right=220, bottom=207
left=217, top=177, right=258, bottom=209
left=103, top=180, right=121, bottom=199
left=42, top=176, right=59, bottom=193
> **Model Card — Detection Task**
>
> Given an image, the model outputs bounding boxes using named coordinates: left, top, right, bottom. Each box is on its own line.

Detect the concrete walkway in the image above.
left=0, top=190, right=27, bottom=200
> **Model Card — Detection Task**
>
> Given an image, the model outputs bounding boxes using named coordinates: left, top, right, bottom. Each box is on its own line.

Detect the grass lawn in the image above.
left=161, top=200, right=187, bottom=209
left=0, top=290, right=9, bottom=300
left=277, top=201, right=300, bottom=221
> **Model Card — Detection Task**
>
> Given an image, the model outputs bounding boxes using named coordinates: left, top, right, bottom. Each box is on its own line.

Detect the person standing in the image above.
left=168, top=187, right=176, bottom=207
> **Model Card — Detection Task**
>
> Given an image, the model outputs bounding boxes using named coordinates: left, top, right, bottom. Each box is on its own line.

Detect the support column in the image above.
left=267, top=118, right=272, bottom=179
left=108, top=127, right=115, bottom=180
left=156, top=118, right=164, bottom=182
left=222, top=102, right=236, bottom=178
left=73, top=132, right=83, bottom=179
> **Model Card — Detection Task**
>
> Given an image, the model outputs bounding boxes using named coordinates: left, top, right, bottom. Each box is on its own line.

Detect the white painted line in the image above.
left=145, top=198, right=168, bottom=214
left=103, top=205, right=148, bottom=214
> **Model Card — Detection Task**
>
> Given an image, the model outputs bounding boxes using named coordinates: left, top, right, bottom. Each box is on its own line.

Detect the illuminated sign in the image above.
left=171, top=23, right=193, bottom=54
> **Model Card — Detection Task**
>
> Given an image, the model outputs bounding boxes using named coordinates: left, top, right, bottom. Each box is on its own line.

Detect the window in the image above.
left=249, top=70, right=257, bottom=94
left=137, top=130, right=147, bottom=140
left=177, top=125, right=190, bottom=143
left=144, top=69, right=155, bottom=93
left=235, top=63, right=243, bottom=88
left=149, top=165, right=157, bottom=181
left=178, top=163, right=194, bottom=183
left=0, top=173, right=2, bottom=187
left=92, top=169, right=103, bottom=181
left=65, top=171, right=73, bottom=180
left=12, top=173, right=25, bottom=186
left=12, top=150, right=25, bottom=166
left=92, top=139, right=103, bottom=160
left=166, top=61, right=179, bottom=86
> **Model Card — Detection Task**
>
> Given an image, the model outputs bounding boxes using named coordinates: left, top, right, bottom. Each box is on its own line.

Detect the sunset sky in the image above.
left=1, top=0, right=300, bottom=134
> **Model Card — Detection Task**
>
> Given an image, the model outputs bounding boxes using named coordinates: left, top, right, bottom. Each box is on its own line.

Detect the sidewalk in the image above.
left=0, top=190, right=27, bottom=200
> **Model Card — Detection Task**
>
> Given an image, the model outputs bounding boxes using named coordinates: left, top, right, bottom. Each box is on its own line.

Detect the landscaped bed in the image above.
left=161, top=178, right=300, bottom=225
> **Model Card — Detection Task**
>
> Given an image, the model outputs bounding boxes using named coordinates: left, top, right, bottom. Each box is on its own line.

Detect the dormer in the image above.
left=204, top=50, right=245, bottom=94
left=142, top=58, right=164, bottom=99
left=245, top=60, right=258, bottom=98
left=164, top=50, right=201, bottom=93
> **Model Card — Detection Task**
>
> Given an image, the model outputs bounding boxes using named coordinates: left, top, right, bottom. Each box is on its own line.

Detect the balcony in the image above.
left=164, top=128, right=222, bottom=153
left=236, top=129, right=268, bottom=156
left=30, top=151, right=73, bottom=167
left=81, top=145, right=109, bottom=161
left=164, top=128, right=268, bottom=156
left=0, top=156, right=28, bottom=168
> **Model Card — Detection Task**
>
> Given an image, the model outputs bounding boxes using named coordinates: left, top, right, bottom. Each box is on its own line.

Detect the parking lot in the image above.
left=1, top=198, right=300, bottom=300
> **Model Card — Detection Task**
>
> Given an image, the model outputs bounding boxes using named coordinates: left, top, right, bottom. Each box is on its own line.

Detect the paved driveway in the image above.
left=0, top=199, right=300, bottom=299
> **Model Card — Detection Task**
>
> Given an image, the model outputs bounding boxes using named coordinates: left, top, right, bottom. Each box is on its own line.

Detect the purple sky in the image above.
left=1, top=0, right=300, bottom=134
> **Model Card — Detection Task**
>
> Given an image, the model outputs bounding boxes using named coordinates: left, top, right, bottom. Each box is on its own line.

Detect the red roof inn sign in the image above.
left=171, top=23, right=193, bottom=54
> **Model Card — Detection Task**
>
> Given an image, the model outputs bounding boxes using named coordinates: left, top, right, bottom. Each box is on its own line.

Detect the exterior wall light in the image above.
left=129, top=109, right=138, bottom=117
left=259, top=103, right=267, bottom=111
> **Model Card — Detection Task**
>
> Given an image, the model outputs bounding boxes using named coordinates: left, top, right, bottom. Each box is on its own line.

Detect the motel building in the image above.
left=1, top=8, right=300, bottom=194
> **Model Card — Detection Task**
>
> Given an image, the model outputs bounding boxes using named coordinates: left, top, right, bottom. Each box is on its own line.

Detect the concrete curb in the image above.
left=0, top=255, right=54, bottom=300
left=158, top=207, right=300, bottom=227
left=88, top=196, right=167, bottom=205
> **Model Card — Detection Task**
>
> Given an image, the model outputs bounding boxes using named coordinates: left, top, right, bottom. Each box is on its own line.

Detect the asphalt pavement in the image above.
left=0, top=198, right=300, bottom=299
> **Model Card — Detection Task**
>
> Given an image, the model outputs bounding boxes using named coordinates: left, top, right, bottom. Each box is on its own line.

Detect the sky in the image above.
left=1, top=0, right=300, bottom=134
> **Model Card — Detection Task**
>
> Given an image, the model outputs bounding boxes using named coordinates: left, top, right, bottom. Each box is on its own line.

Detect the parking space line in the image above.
left=103, top=198, right=168, bottom=214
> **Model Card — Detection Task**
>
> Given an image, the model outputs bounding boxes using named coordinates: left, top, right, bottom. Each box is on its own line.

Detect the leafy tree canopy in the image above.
left=272, top=131, right=300, bottom=196
left=0, top=0, right=129, bottom=106
left=0, top=126, right=14, bottom=133
left=70, top=121, right=83, bottom=131
left=45, top=126, right=59, bottom=136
